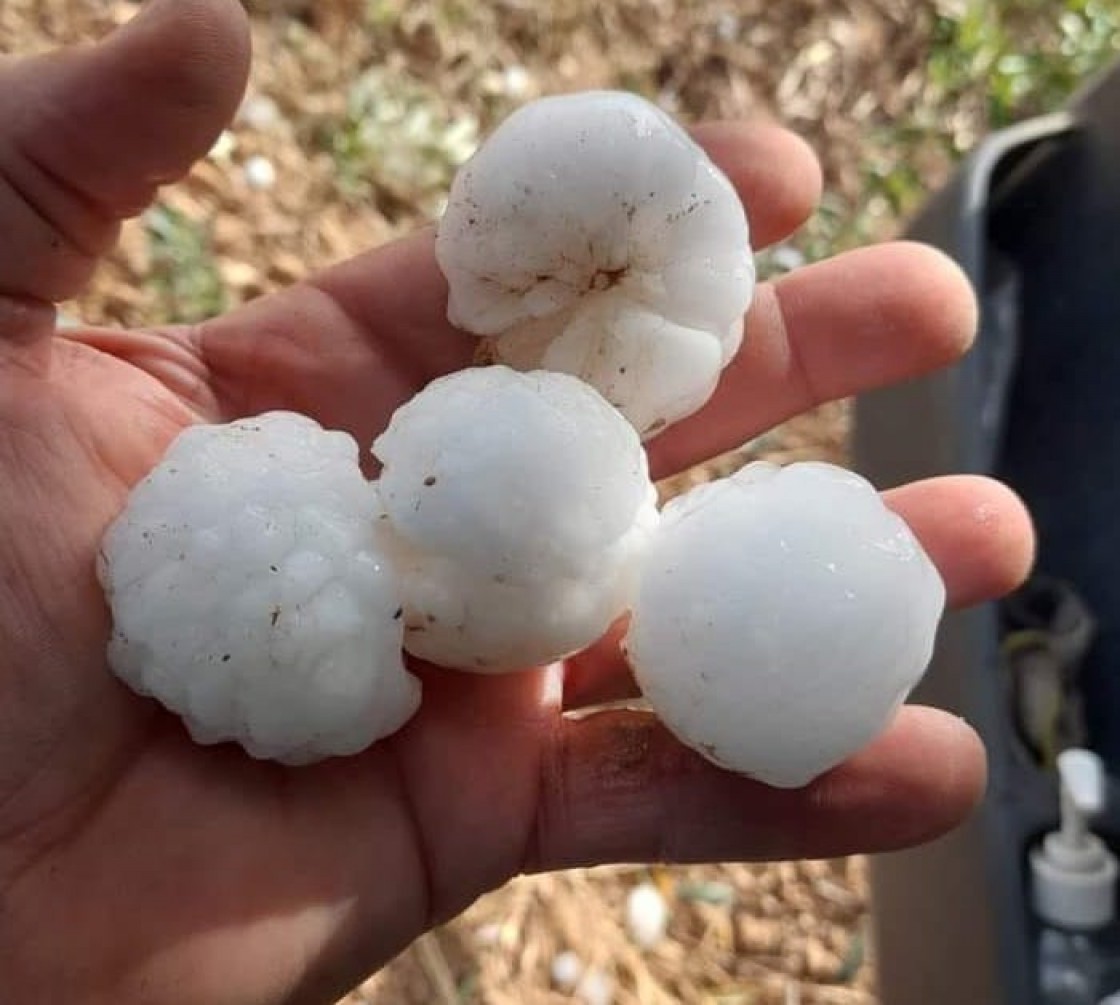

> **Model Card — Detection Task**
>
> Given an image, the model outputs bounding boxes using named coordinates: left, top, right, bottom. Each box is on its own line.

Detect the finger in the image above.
left=525, top=704, right=986, bottom=871
left=562, top=618, right=632, bottom=709
left=886, top=474, right=1035, bottom=607
left=689, top=121, right=822, bottom=249
left=0, top=0, right=250, bottom=305
left=647, top=241, right=979, bottom=479
left=562, top=474, right=1034, bottom=709
left=195, top=121, right=825, bottom=427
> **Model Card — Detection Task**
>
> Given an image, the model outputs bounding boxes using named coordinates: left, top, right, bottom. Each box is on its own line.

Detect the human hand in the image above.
left=0, top=2, right=1033, bottom=1003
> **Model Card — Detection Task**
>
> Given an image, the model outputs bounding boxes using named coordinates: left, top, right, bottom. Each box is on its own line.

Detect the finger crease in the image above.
left=384, top=737, right=437, bottom=933
left=302, top=277, right=441, bottom=391
left=0, top=146, right=111, bottom=260
left=771, top=279, right=826, bottom=409
left=18, top=141, right=121, bottom=231
left=520, top=711, right=568, bottom=875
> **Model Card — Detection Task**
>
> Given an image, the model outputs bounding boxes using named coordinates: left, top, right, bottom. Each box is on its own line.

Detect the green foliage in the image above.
left=796, top=0, right=1120, bottom=264
left=364, top=0, right=401, bottom=29
left=322, top=68, right=479, bottom=217
left=931, top=0, right=1120, bottom=132
left=144, top=205, right=227, bottom=324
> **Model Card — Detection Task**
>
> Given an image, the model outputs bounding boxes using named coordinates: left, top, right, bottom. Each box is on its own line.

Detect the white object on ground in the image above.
left=625, top=881, right=670, bottom=949
left=575, top=968, right=615, bottom=1005
left=435, top=90, right=754, bottom=438
left=373, top=366, right=659, bottom=672
left=244, top=154, right=277, bottom=190
left=98, top=412, right=419, bottom=764
left=550, top=950, right=583, bottom=991
left=238, top=93, right=281, bottom=131
left=625, top=461, right=945, bottom=788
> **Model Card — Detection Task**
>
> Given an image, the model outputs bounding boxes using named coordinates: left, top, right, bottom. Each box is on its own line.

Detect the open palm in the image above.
left=0, top=4, right=1034, bottom=1004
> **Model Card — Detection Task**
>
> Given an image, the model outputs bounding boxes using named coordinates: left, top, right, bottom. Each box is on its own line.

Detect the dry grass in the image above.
left=351, top=861, right=875, bottom=1005
left=2, top=1, right=1114, bottom=1002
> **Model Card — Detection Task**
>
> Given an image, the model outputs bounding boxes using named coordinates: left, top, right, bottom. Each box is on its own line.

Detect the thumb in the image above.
left=0, top=0, right=251, bottom=304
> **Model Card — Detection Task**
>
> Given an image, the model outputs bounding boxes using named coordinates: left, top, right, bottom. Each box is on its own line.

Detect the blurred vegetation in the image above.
left=144, top=205, right=228, bottom=324
left=780, top=0, right=1120, bottom=272
left=933, top=0, right=1120, bottom=130
left=133, top=0, right=1120, bottom=309
left=322, top=67, right=479, bottom=217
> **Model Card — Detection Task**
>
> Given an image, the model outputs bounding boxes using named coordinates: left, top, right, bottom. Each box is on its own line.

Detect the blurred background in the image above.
left=2, top=1, right=1118, bottom=1002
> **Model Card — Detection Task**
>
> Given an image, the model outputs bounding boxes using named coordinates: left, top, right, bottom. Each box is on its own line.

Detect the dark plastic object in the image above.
left=855, top=66, right=1120, bottom=1005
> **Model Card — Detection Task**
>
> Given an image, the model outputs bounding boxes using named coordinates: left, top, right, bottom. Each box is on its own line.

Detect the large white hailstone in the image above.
left=625, top=462, right=946, bottom=789
left=98, top=412, right=420, bottom=765
left=435, top=90, right=754, bottom=438
left=373, top=366, right=659, bottom=672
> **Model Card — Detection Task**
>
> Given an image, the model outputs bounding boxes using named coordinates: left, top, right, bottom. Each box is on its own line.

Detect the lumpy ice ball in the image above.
left=625, top=462, right=945, bottom=788
left=373, top=366, right=659, bottom=671
left=98, top=412, right=420, bottom=765
left=435, top=90, right=755, bottom=438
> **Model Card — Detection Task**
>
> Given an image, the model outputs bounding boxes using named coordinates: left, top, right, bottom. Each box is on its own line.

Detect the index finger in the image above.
left=689, top=121, right=822, bottom=250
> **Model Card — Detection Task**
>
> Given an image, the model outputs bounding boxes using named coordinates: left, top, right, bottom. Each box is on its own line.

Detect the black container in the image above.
left=855, top=67, right=1120, bottom=1005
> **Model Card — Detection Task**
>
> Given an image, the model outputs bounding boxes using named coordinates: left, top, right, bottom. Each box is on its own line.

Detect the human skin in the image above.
left=0, top=2, right=1034, bottom=1003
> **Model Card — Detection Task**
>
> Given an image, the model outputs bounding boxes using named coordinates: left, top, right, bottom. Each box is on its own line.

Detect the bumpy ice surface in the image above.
left=373, top=366, right=659, bottom=671
left=98, top=412, right=419, bottom=765
left=625, top=462, right=945, bottom=788
left=435, top=90, right=755, bottom=438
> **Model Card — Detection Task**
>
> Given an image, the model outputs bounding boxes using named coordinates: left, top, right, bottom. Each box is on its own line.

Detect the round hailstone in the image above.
left=625, top=882, right=670, bottom=949
left=550, top=951, right=584, bottom=992
left=435, top=90, right=754, bottom=438
left=98, top=412, right=419, bottom=765
left=373, top=366, right=659, bottom=672
left=625, top=462, right=946, bottom=789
